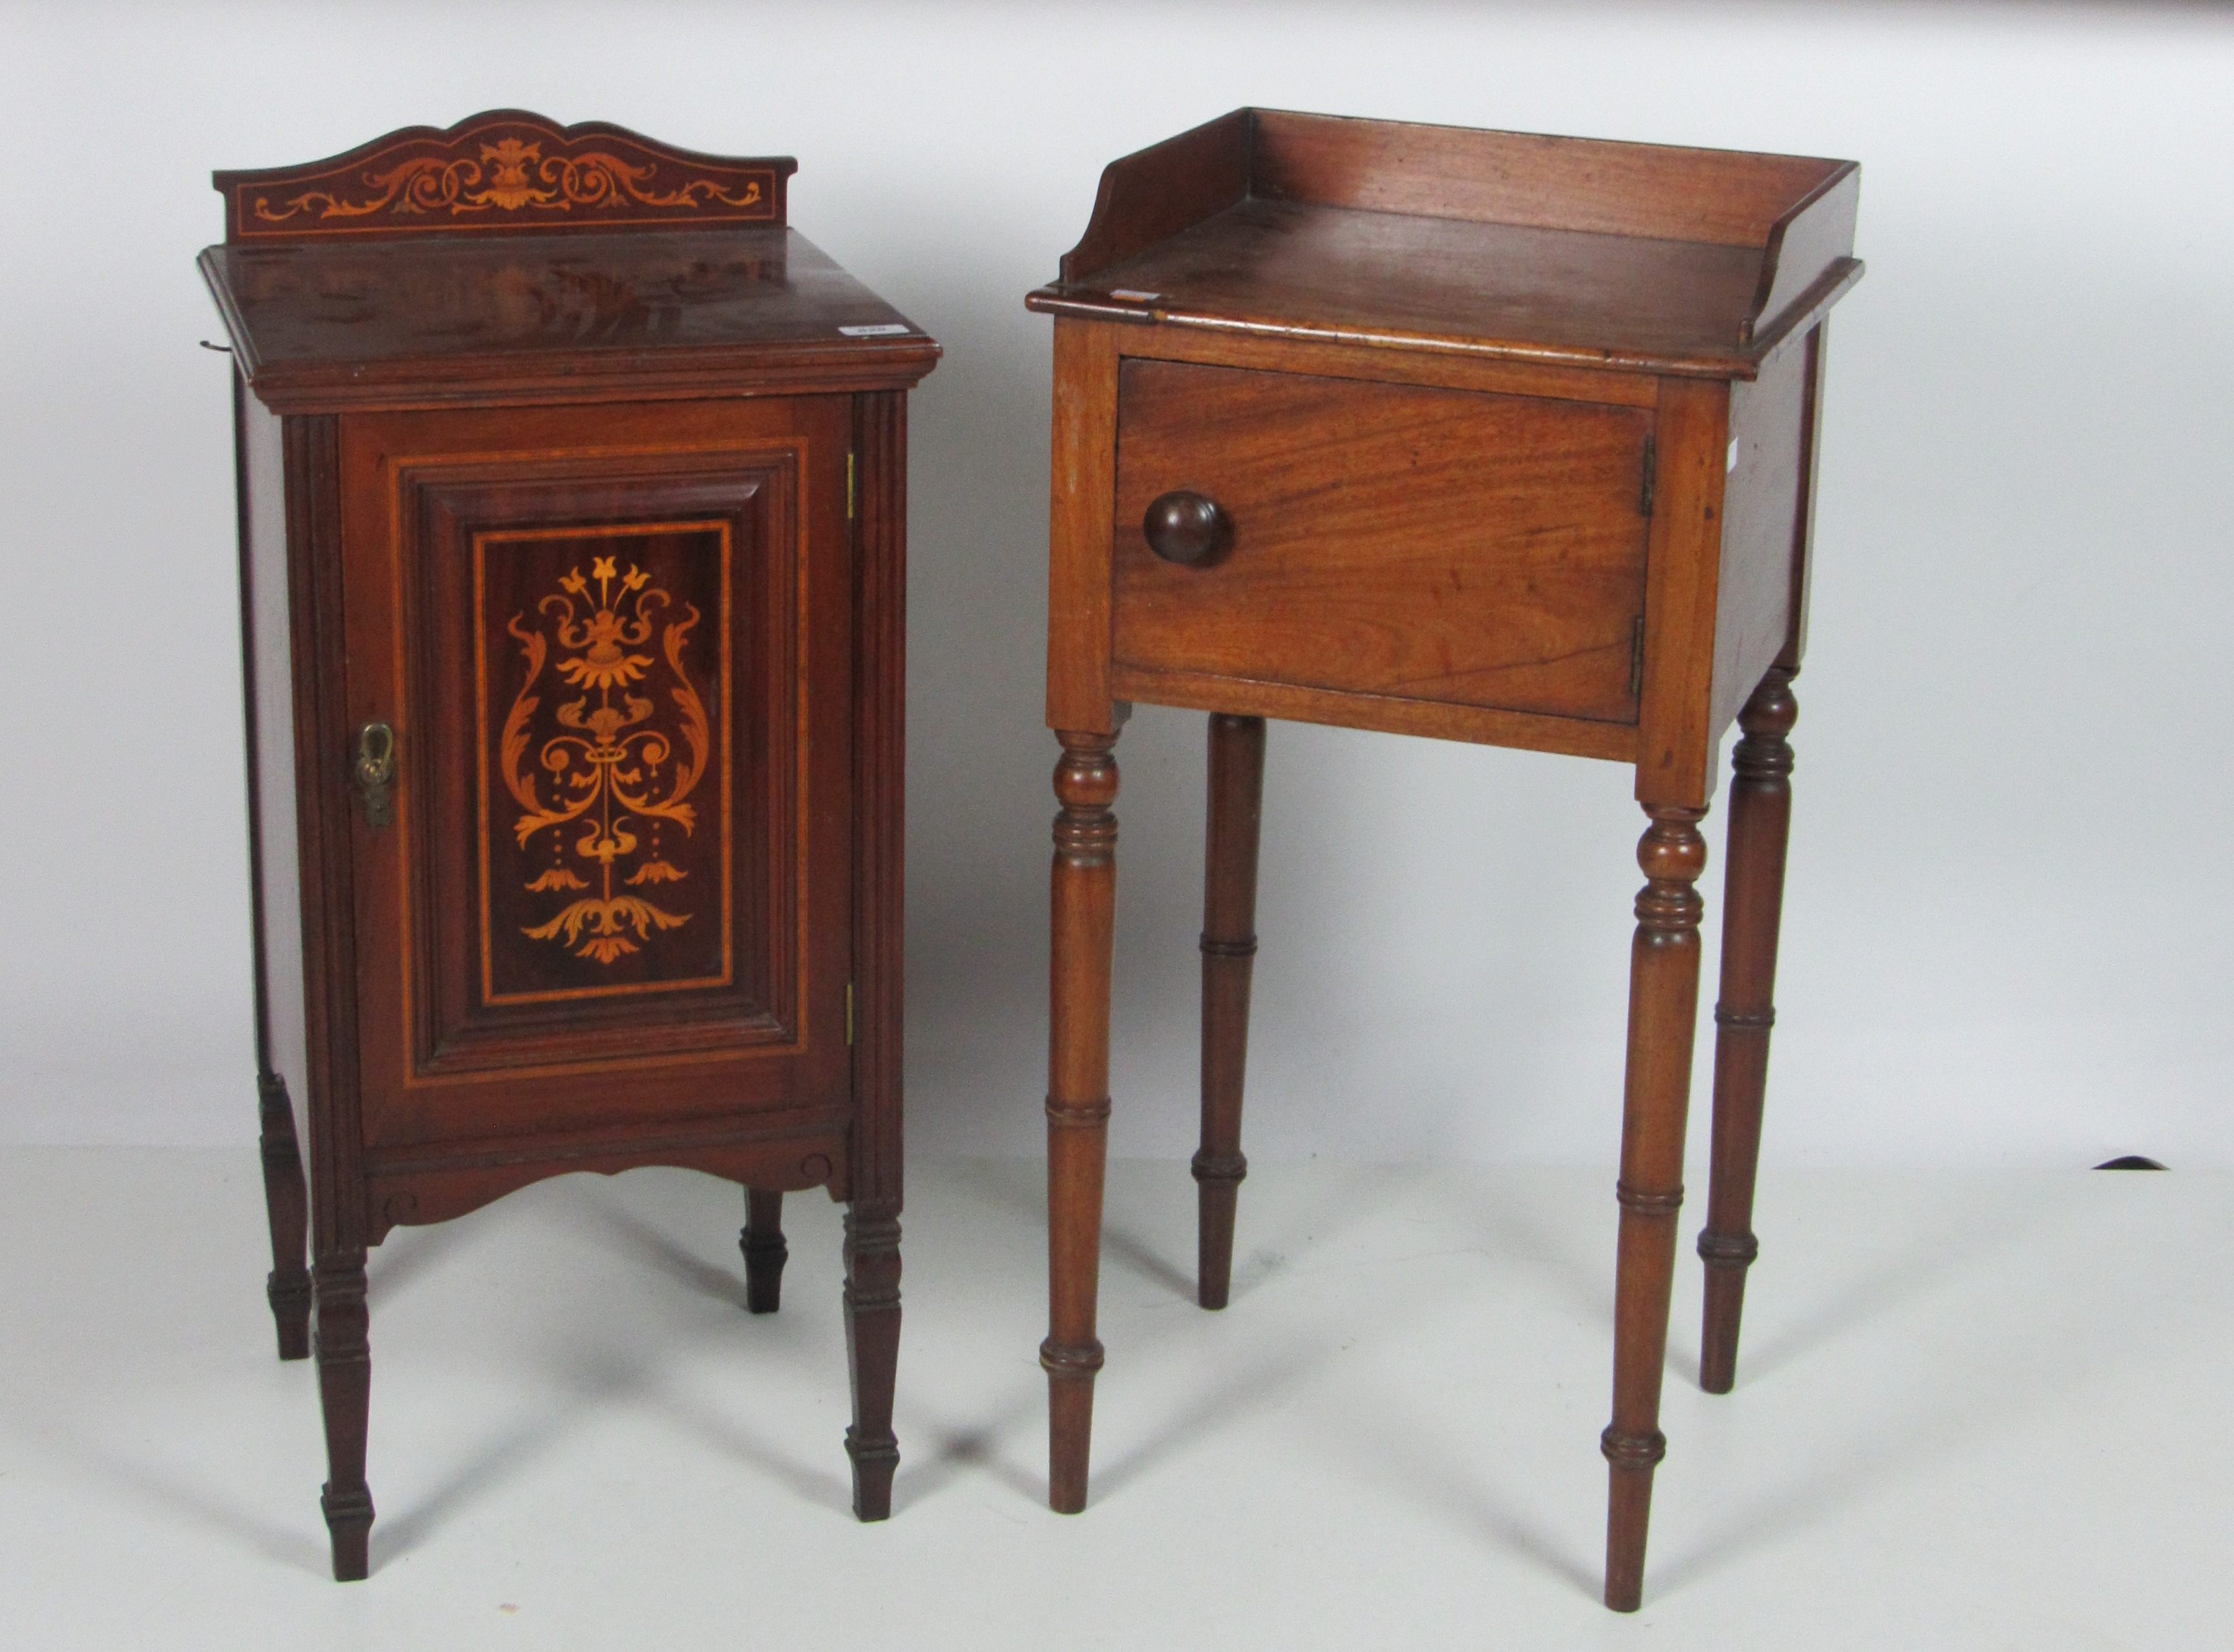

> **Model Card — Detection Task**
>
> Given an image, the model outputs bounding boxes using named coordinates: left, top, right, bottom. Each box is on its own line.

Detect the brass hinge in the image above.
left=846, top=451, right=856, bottom=520
left=1629, top=615, right=1646, bottom=699
left=846, top=982, right=855, bottom=1045
left=1639, top=435, right=1656, bottom=516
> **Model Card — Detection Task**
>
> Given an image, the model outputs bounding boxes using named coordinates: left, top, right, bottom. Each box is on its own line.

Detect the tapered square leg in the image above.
left=1698, top=668, right=1797, bottom=1394
left=842, top=1207, right=902, bottom=1520
left=257, top=1073, right=312, bottom=1361
left=313, top=1249, right=373, bottom=1581
left=1602, top=803, right=1708, bottom=1612
left=1045, top=731, right=1118, bottom=1513
left=1195, top=713, right=1265, bottom=1310
left=741, top=1187, right=789, bottom=1315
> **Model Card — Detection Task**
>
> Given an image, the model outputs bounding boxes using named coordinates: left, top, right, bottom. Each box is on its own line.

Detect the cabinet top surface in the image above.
left=1027, top=109, right=1862, bottom=379
left=200, top=112, right=937, bottom=410
left=204, top=227, right=926, bottom=367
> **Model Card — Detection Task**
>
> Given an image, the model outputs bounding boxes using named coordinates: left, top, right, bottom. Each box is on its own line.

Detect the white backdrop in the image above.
left=1, top=1, right=2228, bottom=1170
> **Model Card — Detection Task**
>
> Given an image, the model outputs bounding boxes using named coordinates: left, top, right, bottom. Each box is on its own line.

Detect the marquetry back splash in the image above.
left=215, top=109, right=793, bottom=243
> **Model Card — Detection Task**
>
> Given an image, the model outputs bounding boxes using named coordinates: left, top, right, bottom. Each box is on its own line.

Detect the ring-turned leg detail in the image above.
left=313, top=1248, right=374, bottom=1581
left=1699, top=668, right=1797, bottom=1394
left=842, top=1207, right=902, bottom=1520
left=741, top=1187, right=789, bottom=1315
left=1046, top=730, right=1119, bottom=1514
left=1194, top=713, right=1265, bottom=1311
left=1604, top=803, right=1708, bottom=1613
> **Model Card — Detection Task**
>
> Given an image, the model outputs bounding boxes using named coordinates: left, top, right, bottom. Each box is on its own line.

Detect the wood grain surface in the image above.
left=1033, top=109, right=1860, bottom=377
left=201, top=229, right=935, bottom=412
left=1113, top=358, right=1653, bottom=725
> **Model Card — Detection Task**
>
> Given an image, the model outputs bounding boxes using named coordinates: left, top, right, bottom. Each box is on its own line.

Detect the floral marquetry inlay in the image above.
left=478, top=524, right=732, bottom=1004
left=255, top=139, right=763, bottom=229
left=218, top=111, right=791, bottom=242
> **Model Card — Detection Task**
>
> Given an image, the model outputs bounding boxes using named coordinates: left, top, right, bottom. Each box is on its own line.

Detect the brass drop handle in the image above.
left=1142, top=490, right=1231, bottom=567
left=352, top=721, right=396, bottom=828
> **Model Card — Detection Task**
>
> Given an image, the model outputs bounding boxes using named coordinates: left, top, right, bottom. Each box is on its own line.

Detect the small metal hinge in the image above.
left=1639, top=435, right=1656, bottom=516
left=846, top=982, right=855, bottom=1045
left=846, top=452, right=856, bottom=520
left=1629, top=615, right=1646, bottom=699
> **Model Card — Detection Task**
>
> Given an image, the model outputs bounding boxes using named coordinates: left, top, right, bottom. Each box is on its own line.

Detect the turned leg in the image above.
left=1195, top=714, right=1265, bottom=1310
left=257, top=1074, right=312, bottom=1360
left=1699, top=668, right=1798, bottom=1394
left=740, top=1188, right=789, bottom=1315
left=1045, top=730, right=1118, bottom=1513
left=314, top=1248, right=374, bottom=1580
left=1603, top=804, right=1709, bottom=1613
left=842, top=1206, right=902, bottom=1519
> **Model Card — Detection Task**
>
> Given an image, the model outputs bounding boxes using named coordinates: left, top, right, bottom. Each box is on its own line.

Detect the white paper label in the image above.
left=1727, top=437, right=1741, bottom=472
left=1108, top=288, right=1160, bottom=302
left=838, top=323, right=912, bottom=337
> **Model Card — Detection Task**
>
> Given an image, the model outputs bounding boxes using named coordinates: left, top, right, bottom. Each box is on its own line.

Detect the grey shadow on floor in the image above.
left=1224, top=1162, right=1443, bottom=1297
left=872, top=1161, right=1099, bottom=1512
left=579, top=1195, right=751, bottom=1313
left=24, top=1411, right=331, bottom=1580
left=1427, top=1172, right=1617, bottom=1328
left=933, top=1160, right=1498, bottom=1509
left=1117, top=1160, right=1446, bottom=1310
left=893, top=1381, right=1049, bottom=1512
left=1087, top=1328, right=1345, bottom=1503
left=937, top=1158, right=1198, bottom=1305
left=1104, top=1223, right=1197, bottom=1302
left=1646, top=1353, right=2019, bottom=1603
left=1312, top=1393, right=1602, bottom=1601
left=1646, top=1189, right=2059, bottom=1600
left=1087, top=1242, right=1454, bottom=1505
left=365, top=1216, right=488, bottom=1306
left=1709, top=1185, right=2041, bottom=1388
left=374, top=1407, right=571, bottom=1569
left=375, top=1340, right=662, bottom=1565
left=1419, top=1170, right=2045, bottom=1395
left=653, top=1384, right=855, bottom=1517
left=571, top=1192, right=855, bottom=1514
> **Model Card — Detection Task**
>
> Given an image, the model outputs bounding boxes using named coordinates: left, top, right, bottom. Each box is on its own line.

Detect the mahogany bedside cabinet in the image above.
left=199, top=111, right=937, bottom=1579
left=1026, top=109, right=1860, bottom=1611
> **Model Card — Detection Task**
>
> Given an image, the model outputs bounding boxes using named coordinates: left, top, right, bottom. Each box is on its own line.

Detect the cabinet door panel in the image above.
left=338, top=397, right=853, bottom=1150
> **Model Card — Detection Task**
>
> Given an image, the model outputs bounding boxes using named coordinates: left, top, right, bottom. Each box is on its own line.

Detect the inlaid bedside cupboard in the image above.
left=1026, top=109, right=1861, bottom=1611
left=200, top=111, right=937, bottom=1578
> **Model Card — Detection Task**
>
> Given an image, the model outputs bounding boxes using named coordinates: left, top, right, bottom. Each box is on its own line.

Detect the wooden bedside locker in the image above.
left=200, top=111, right=937, bottom=1579
left=1026, top=109, right=1860, bottom=1611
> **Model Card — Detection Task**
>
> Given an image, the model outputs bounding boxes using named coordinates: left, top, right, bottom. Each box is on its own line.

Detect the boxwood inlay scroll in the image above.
left=476, top=521, right=732, bottom=1003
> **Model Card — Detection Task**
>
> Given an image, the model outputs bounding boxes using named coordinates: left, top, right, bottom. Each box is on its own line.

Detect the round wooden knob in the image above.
left=1142, top=491, right=1231, bottom=567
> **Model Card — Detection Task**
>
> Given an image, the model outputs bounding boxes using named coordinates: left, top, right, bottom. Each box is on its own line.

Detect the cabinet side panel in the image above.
left=852, top=390, right=906, bottom=1212
left=1634, top=377, right=1730, bottom=809
left=1709, top=333, right=1808, bottom=739
left=286, top=413, right=365, bottom=1251
left=241, top=392, right=308, bottom=1108
left=1046, top=319, right=1122, bottom=732
left=1781, top=320, right=1829, bottom=672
